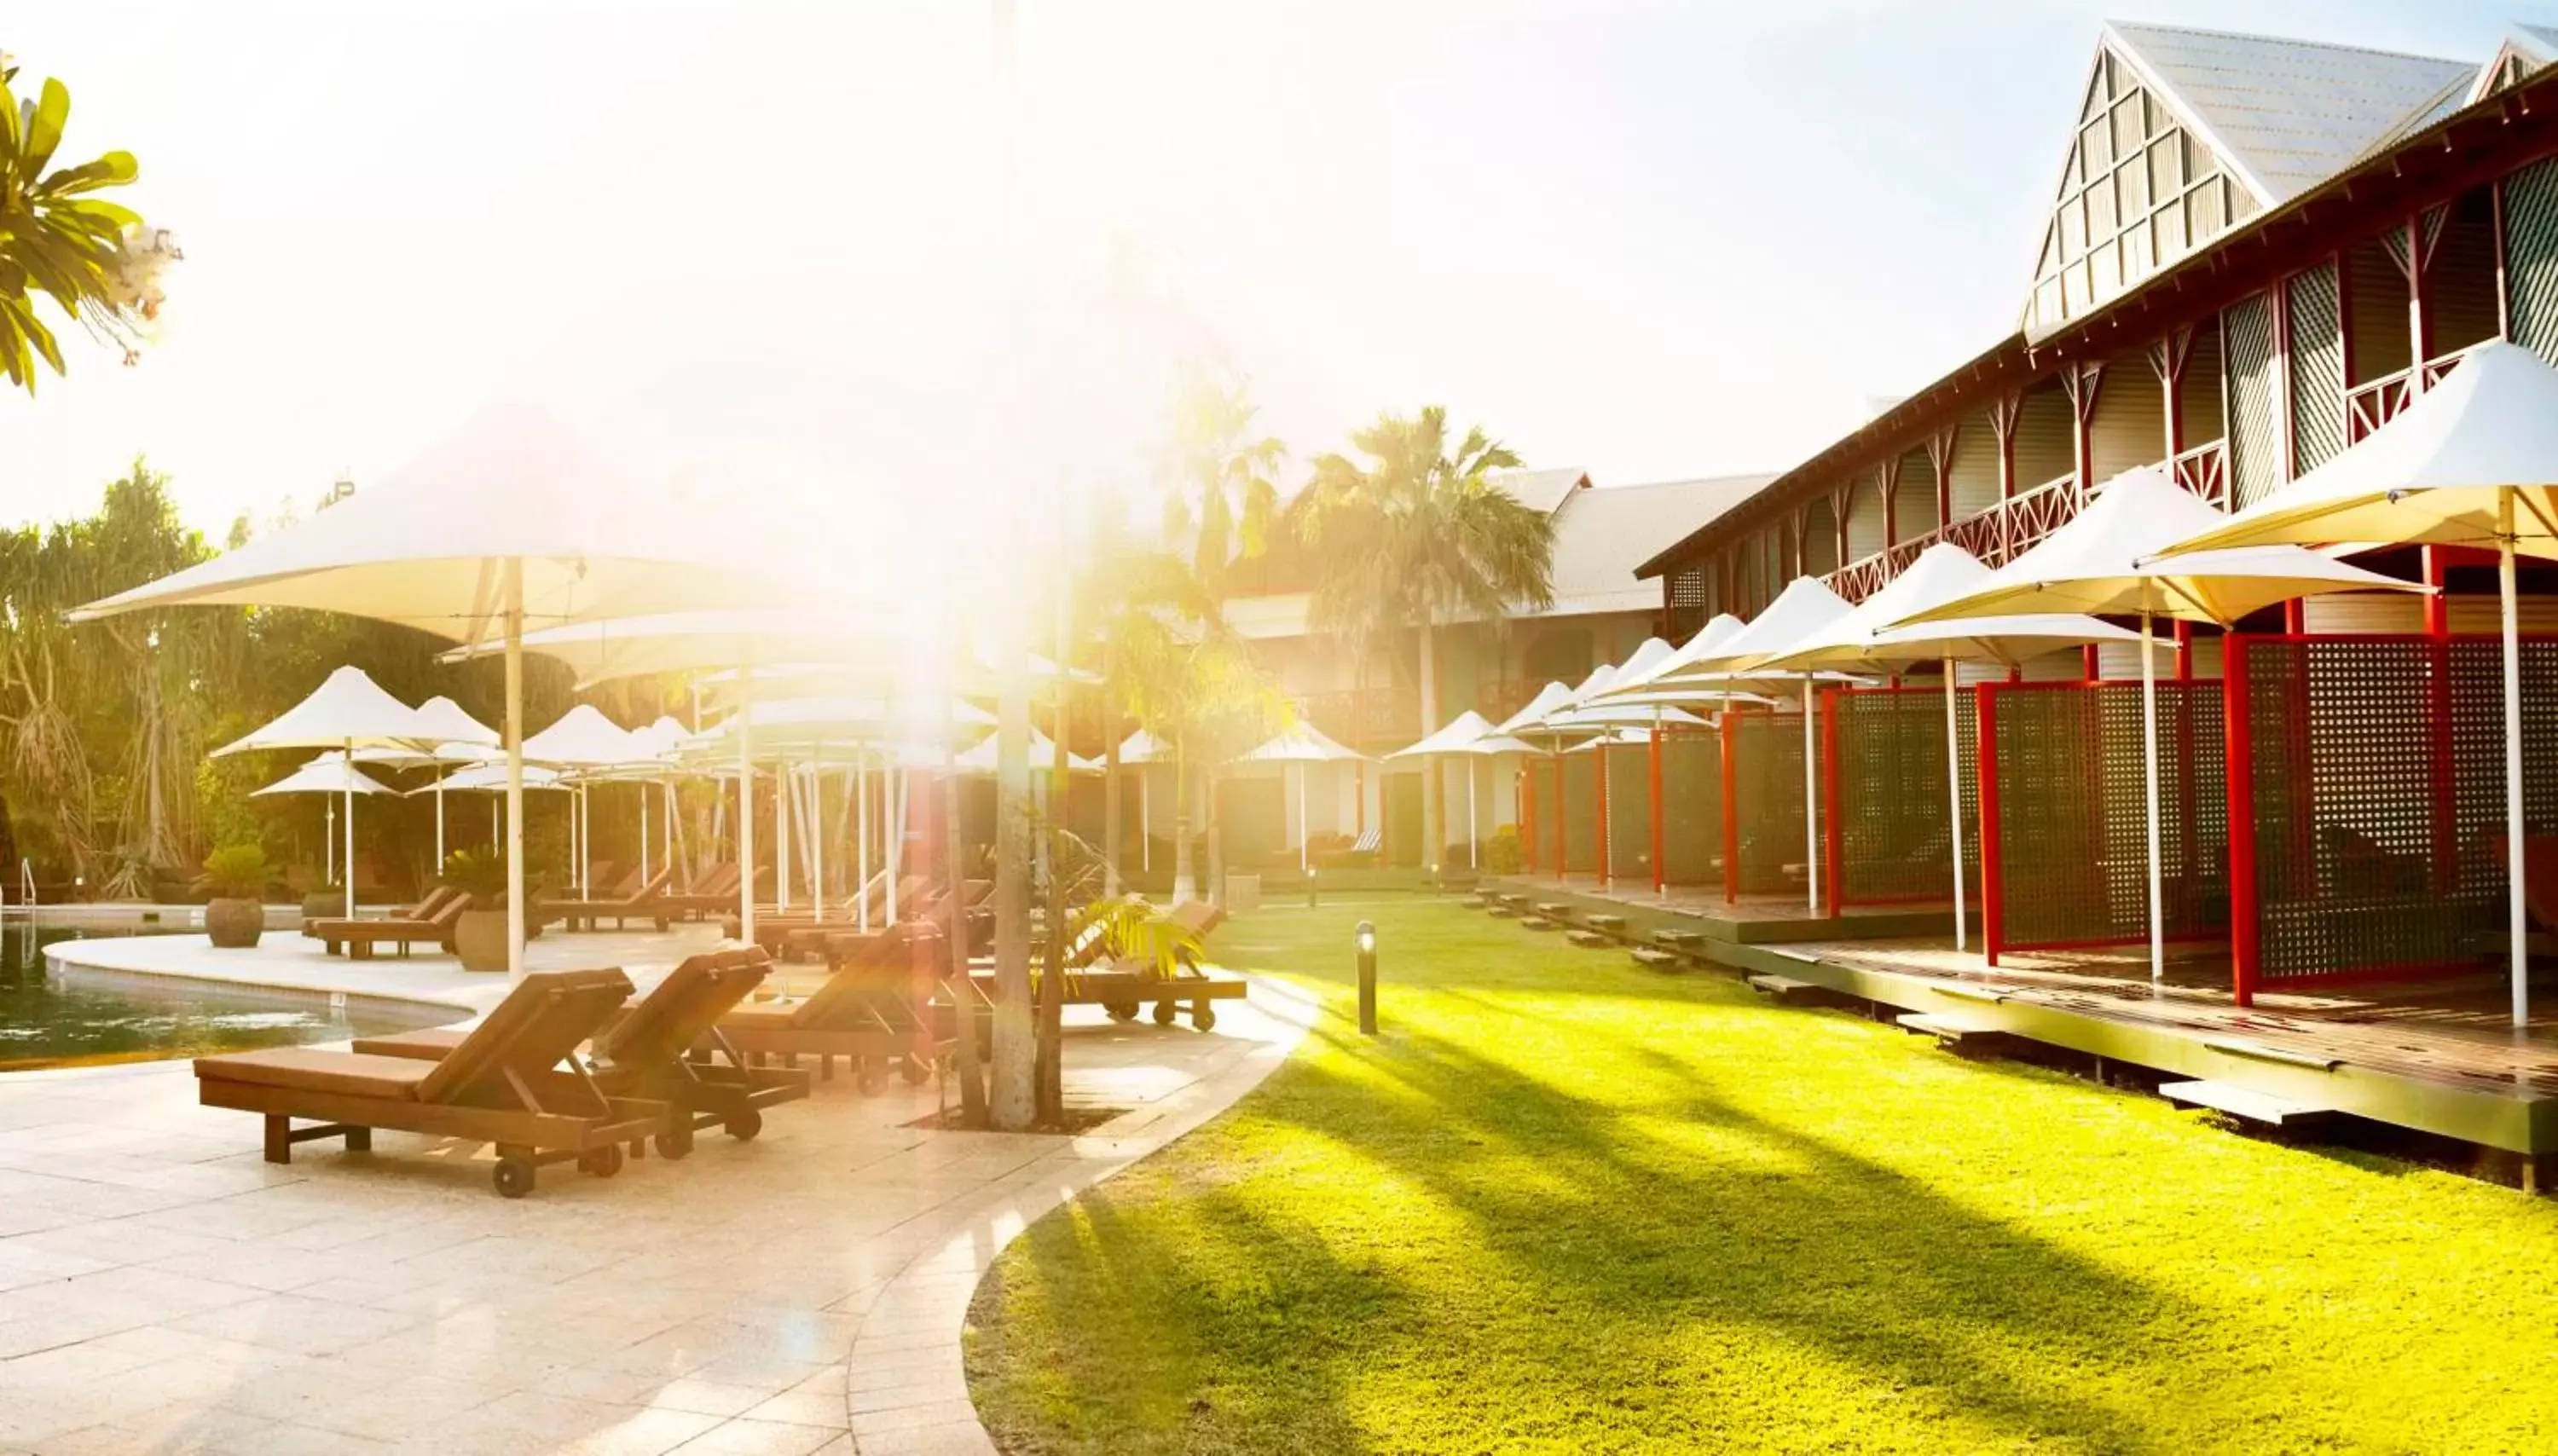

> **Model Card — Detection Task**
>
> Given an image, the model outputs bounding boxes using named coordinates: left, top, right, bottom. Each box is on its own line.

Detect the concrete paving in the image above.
left=0, top=930, right=1314, bottom=1454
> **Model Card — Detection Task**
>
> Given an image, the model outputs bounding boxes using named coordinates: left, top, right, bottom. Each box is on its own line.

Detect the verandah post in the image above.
left=1595, top=740, right=1612, bottom=888
left=1721, top=710, right=1740, bottom=906
left=1648, top=719, right=1665, bottom=897
left=1521, top=764, right=1537, bottom=875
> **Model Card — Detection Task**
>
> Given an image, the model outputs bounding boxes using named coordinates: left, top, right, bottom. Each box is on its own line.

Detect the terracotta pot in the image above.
left=205, top=897, right=264, bottom=949
left=300, top=891, right=342, bottom=921
left=453, top=907, right=510, bottom=973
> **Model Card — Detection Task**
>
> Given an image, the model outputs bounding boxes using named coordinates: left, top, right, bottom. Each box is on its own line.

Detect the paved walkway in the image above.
left=0, top=975, right=1314, bottom=1454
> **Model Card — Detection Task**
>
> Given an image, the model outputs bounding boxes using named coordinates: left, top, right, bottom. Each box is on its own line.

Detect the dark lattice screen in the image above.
left=1728, top=709, right=1809, bottom=896
left=1561, top=753, right=1598, bottom=875
left=1605, top=741, right=1650, bottom=881
left=2235, top=634, right=2558, bottom=983
left=1826, top=686, right=1980, bottom=906
left=1662, top=731, right=1722, bottom=886
left=1982, top=680, right=2226, bottom=953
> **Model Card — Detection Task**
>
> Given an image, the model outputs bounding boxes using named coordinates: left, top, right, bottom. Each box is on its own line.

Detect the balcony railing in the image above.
left=2347, top=341, right=2487, bottom=445
left=1297, top=687, right=1417, bottom=745
left=1820, top=444, right=2225, bottom=603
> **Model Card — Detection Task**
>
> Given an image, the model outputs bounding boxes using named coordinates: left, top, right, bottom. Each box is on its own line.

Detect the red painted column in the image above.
left=2174, top=621, right=2194, bottom=680
left=1977, top=687, right=2004, bottom=967
left=2283, top=598, right=2306, bottom=634
left=2225, top=636, right=2258, bottom=1006
left=1552, top=758, right=1567, bottom=880
left=1521, top=766, right=1537, bottom=875
left=1594, top=742, right=1612, bottom=887
left=1648, top=723, right=1666, bottom=896
left=2082, top=644, right=2102, bottom=682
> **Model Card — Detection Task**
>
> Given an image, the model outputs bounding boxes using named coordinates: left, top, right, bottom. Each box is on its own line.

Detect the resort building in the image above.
left=1207, top=469, right=1770, bottom=867
left=1640, top=20, right=2558, bottom=644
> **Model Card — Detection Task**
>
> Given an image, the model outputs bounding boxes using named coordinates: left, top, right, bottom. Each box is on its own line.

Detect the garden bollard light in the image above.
left=1356, top=919, right=1377, bottom=1036
left=1307, top=865, right=1319, bottom=909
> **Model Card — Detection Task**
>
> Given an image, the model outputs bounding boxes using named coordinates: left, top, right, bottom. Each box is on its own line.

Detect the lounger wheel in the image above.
left=1193, top=1005, right=1217, bottom=1033
left=1105, top=1002, right=1138, bottom=1022
left=1152, top=1000, right=1178, bottom=1026
left=857, top=1062, right=884, bottom=1095
left=579, top=1145, right=625, bottom=1179
left=900, top=1055, right=932, bottom=1085
left=725, top=1108, right=763, bottom=1141
left=493, top=1157, right=536, bottom=1199
left=653, top=1125, right=695, bottom=1160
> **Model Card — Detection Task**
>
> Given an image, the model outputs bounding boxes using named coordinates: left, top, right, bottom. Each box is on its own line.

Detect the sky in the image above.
left=1, top=0, right=2538, bottom=540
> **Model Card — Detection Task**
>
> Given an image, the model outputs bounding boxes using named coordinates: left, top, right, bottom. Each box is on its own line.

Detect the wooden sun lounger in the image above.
left=716, top=927, right=949, bottom=1091
left=194, top=968, right=665, bottom=1198
left=659, top=863, right=755, bottom=922
left=725, top=874, right=932, bottom=950
left=304, top=891, right=471, bottom=959
left=353, top=947, right=809, bottom=1154
left=541, top=866, right=677, bottom=932
left=960, top=898, right=1239, bottom=1031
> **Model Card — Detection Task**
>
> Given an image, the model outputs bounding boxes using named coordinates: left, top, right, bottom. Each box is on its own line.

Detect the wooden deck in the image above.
left=1484, top=875, right=2558, bottom=1161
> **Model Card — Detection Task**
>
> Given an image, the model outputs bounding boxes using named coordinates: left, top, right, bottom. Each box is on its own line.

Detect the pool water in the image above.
left=0, top=925, right=457, bottom=1072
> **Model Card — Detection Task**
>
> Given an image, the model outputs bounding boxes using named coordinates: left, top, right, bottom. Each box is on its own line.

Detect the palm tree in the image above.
left=1155, top=373, right=1283, bottom=898
left=0, top=59, right=165, bottom=392
left=1301, top=407, right=1556, bottom=870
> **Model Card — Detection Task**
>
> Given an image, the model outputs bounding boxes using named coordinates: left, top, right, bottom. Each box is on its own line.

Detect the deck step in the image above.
left=1498, top=894, right=1533, bottom=910
left=1533, top=902, right=1571, bottom=919
left=1521, top=918, right=1560, bottom=932
left=2161, top=1079, right=2340, bottom=1130
left=1585, top=914, right=1627, bottom=932
left=1566, top=930, right=1612, bottom=949
left=1895, top=1011, right=2016, bottom=1051
left=1486, top=906, right=1524, bottom=919
left=1655, top=928, right=1708, bottom=950
left=1629, top=948, right=1686, bottom=973
left=1746, top=974, right=1842, bottom=1007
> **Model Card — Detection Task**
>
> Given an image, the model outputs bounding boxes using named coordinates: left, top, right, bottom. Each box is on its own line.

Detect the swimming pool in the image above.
left=0, top=925, right=456, bottom=1072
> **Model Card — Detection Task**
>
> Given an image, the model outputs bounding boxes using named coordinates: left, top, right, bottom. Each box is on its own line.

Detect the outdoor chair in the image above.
left=657, top=862, right=746, bottom=921
left=722, top=872, right=929, bottom=950
left=541, top=865, right=677, bottom=932
left=194, top=967, right=663, bottom=1198
left=352, top=947, right=808, bottom=1154
left=717, top=925, right=949, bottom=1091
left=304, top=888, right=471, bottom=958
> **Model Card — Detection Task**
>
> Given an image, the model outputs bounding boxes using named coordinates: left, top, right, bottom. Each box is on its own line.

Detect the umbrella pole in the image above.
left=1141, top=771, right=1151, bottom=873
left=343, top=737, right=356, bottom=920
left=639, top=779, right=650, bottom=886
left=1298, top=763, right=1309, bottom=876
left=1945, top=655, right=1966, bottom=953
left=2141, top=610, right=2164, bottom=985
left=813, top=754, right=826, bottom=923
left=1802, top=680, right=1819, bottom=918
left=776, top=755, right=792, bottom=915
left=1469, top=757, right=1479, bottom=870
left=435, top=778, right=446, bottom=869
left=738, top=664, right=756, bottom=947
left=887, top=767, right=903, bottom=926
left=858, top=750, right=871, bottom=934
left=2503, top=488, right=2530, bottom=1029
left=325, top=797, right=335, bottom=887
left=504, top=560, right=526, bottom=980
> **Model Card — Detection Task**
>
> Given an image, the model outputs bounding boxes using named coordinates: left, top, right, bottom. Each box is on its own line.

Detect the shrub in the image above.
left=1483, top=824, right=1523, bottom=875
left=438, top=848, right=509, bottom=907
left=197, top=843, right=270, bottom=900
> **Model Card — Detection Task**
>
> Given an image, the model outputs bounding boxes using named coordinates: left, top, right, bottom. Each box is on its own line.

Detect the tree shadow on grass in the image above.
left=1240, top=1025, right=2238, bottom=1453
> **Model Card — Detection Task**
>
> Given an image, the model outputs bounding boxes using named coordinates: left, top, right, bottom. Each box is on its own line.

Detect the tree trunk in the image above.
left=1206, top=760, right=1224, bottom=908
left=1172, top=737, right=1195, bottom=904
left=1102, top=637, right=1122, bottom=898
left=990, top=633, right=1035, bottom=1131
left=1419, top=620, right=1443, bottom=873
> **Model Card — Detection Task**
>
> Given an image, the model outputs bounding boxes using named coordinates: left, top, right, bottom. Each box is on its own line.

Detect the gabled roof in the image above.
left=2468, top=24, right=2558, bottom=105
left=1542, top=475, right=1772, bottom=616
left=2105, top=21, right=2475, bottom=207
left=1488, top=467, right=1591, bottom=516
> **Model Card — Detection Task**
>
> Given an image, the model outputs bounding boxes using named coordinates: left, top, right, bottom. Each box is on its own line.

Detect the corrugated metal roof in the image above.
left=1488, top=466, right=1589, bottom=517
left=1541, top=474, right=1773, bottom=616
left=2108, top=21, right=2476, bottom=205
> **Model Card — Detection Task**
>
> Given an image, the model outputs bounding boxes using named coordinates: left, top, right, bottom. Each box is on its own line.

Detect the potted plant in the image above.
left=300, top=880, right=343, bottom=921
left=198, top=844, right=270, bottom=949
left=441, top=849, right=514, bottom=973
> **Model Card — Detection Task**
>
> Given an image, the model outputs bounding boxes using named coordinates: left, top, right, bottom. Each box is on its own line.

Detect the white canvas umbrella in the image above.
left=417, top=761, right=569, bottom=854
left=1118, top=730, right=1171, bottom=874
left=954, top=727, right=1100, bottom=775
left=70, top=406, right=775, bottom=977
left=1390, top=711, right=1497, bottom=870
left=1493, top=682, right=1577, bottom=737
left=399, top=694, right=499, bottom=868
left=253, top=751, right=392, bottom=892
left=213, top=666, right=432, bottom=917
left=1605, top=613, right=1748, bottom=696
left=1895, top=465, right=2421, bottom=984
left=1236, top=723, right=1370, bottom=875
left=523, top=705, right=643, bottom=899
left=1760, top=542, right=2140, bottom=950
left=2145, top=339, right=2558, bottom=1023
left=1653, top=577, right=1859, bottom=916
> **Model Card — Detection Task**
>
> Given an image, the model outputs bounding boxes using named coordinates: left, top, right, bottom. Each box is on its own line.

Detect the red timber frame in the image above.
left=1820, top=683, right=1977, bottom=913
left=2224, top=621, right=2537, bottom=1005
left=1975, top=676, right=2227, bottom=967
left=1520, top=763, right=1537, bottom=875
left=1649, top=720, right=1666, bottom=896
left=1594, top=740, right=1613, bottom=887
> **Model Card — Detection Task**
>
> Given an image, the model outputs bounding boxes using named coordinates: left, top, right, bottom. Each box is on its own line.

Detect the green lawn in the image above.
left=965, top=900, right=2558, bottom=1454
